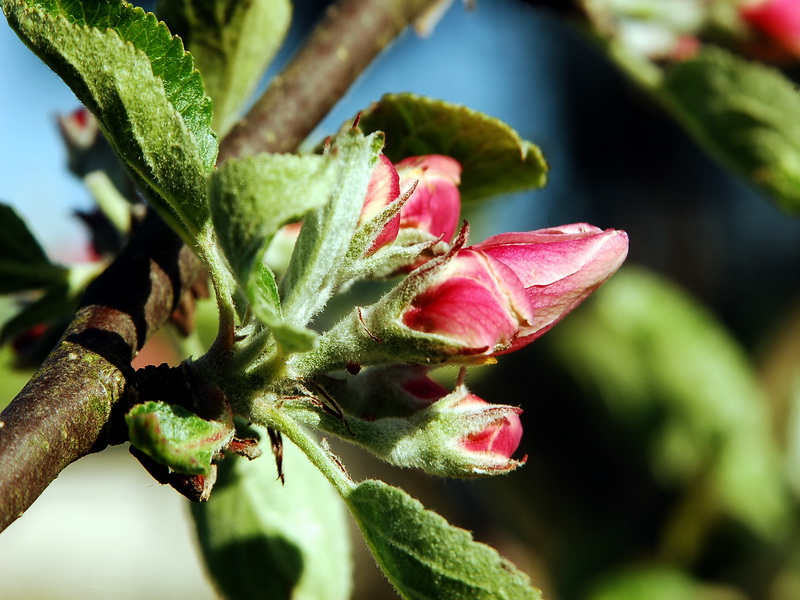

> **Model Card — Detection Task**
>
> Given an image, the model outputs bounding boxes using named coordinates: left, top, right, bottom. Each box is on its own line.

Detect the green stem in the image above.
left=251, top=401, right=354, bottom=498
left=194, top=224, right=237, bottom=358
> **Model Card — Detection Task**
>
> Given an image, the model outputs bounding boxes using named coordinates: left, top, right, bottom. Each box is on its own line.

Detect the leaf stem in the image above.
left=250, top=400, right=355, bottom=498
left=194, top=224, right=237, bottom=357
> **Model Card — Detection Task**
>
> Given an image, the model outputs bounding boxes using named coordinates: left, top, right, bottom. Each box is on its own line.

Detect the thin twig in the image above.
left=0, top=212, right=200, bottom=531
left=220, top=0, right=437, bottom=160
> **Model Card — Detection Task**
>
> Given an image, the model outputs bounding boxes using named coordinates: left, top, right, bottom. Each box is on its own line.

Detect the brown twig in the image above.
left=0, top=0, right=438, bottom=533
left=0, top=212, right=201, bottom=531
left=220, top=0, right=437, bottom=160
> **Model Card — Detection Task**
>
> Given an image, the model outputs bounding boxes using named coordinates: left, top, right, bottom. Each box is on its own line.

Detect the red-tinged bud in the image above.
left=400, top=247, right=535, bottom=355
left=304, top=223, right=626, bottom=372
left=57, top=107, right=98, bottom=152
left=320, top=365, right=450, bottom=420
left=410, top=384, right=525, bottom=475
left=456, top=392, right=523, bottom=461
left=396, top=155, right=462, bottom=244
left=282, top=377, right=525, bottom=477
left=471, top=223, right=628, bottom=352
left=359, top=154, right=402, bottom=253
left=399, top=370, right=450, bottom=405
left=741, top=0, right=800, bottom=60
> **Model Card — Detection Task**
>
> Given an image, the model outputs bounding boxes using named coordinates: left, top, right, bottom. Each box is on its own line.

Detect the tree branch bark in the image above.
left=220, top=0, right=436, bottom=159
left=0, top=0, right=438, bottom=533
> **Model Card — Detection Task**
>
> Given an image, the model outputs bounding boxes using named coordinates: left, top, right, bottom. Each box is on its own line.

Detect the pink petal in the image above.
left=397, top=155, right=462, bottom=242
left=402, top=249, right=533, bottom=352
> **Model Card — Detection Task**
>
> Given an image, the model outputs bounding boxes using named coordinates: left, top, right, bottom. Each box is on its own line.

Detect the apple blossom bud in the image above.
left=282, top=379, right=525, bottom=477
left=297, top=223, right=627, bottom=373
left=400, top=247, right=535, bottom=355
left=402, top=385, right=525, bottom=476
left=57, top=107, right=98, bottom=152
left=456, top=392, right=523, bottom=462
left=740, top=0, right=800, bottom=60
left=471, top=223, right=628, bottom=352
left=396, top=155, right=462, bottom=244
left=358, top=154, right=401, bottom=253
left=321, top=365, right=449, bottom=420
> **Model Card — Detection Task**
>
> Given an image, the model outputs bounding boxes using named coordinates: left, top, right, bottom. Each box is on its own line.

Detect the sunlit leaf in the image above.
left=346, top=479, right=542, bottom=600
left=191, top=435, right=352, bottom=600
left=208, top=152, right=338, bottom=350
left=280, top=130, right=385, bottom=325
left=158, top=0, right=292, bottom=136
left=359, top=93, right=548, bottom=204
left=209, top=152, right=337, bottom=282
left=4, top=0, right=218, bottom=241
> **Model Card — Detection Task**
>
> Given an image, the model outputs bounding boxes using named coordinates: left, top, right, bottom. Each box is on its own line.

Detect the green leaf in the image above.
left=248, top=263, right=318, bottom=353
left=0, top=203, right=67, bottom=294
left=660, top=47, right=800, bottom=213
left=191, top=434, right=352, bottom=600
left=358, top=93, right=548, bottom=204
left=126, top=400, right=233, bottom=476
left=546, top=266, right=790, bottom=538
left=158, top=0, right=292, bottom=136
left=588, top=566, right=734, bottom=600
left=209, top=153, right=338, bottom=282
left=208, top=152, right=339, bottom=350
left=280, top=130, right=385, bottom=326
left=346, top=480, right=542, bottom=600
left=4, top=0, right=218, bottom=241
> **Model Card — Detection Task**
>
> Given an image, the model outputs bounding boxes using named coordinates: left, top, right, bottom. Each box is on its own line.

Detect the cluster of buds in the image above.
left=287, top=151, right=628, bottom=477
left=356, top=153, right=461, bottom=257
left=266, top=154, right=461, bottom=275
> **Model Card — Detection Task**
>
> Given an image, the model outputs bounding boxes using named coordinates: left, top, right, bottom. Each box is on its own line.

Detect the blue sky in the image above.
left=0, top=1, right=564, bottom=257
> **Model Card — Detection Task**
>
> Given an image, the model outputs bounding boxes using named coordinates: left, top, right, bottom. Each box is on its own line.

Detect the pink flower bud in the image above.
left=741, top=0, right=800, bottom=59
left=395, top=155, right=462, bottom=244
left=398, top=369, right=450, bottom=408
left=472, top=223, right=628, bottom=352
left=401, top=247, right=535, bottom=355
left=337, top=223, right=627, bottom=366
left=57, top=107, right=98, bottom=151
left=326, top=365, right=450, bottom=420
left=454, top=392, right=523, bottom=466
left=284, top=375, right=525, bottom=477
left=359, top=154, right=401, bottom=253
